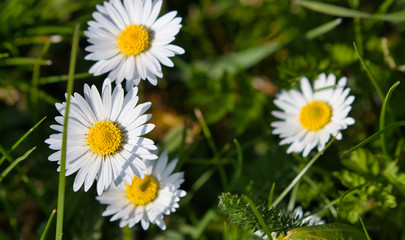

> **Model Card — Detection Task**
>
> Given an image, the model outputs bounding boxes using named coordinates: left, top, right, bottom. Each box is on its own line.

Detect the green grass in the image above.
left=1, top=0, right=405, bottom=239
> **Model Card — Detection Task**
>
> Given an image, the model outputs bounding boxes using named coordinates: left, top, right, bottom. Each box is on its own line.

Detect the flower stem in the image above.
left=55, top=22, right=80, bottom=240
left=271, top=138, right=335, bottom=208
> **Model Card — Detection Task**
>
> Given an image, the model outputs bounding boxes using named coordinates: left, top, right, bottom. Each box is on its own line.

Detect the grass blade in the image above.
left=353, top=42, right=384, bottom=100
left=244, top=196, right=272, bottom=238
left=0, top=57, right=51, bottom=66
left=359, top=218, right=372, bottom=240
left=55, top=22, right=80, bottom=240
left=0, top=147, right=36, bottom=182
left=228, top=139, right=243, bottom=191
left=341, top=120, right=405, bottom=157
left=40, top=209, right=56, bottom=240
left=39, top=72, right=91, bottom=84
left=296, top=0, right=372, bottom=18
left=303, top=18, right=342, bottom=40
left=379, top=81, right=400, bottom=155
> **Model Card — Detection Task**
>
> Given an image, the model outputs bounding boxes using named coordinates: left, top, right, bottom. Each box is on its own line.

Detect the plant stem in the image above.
left=55, top=23, right=80, bottom=240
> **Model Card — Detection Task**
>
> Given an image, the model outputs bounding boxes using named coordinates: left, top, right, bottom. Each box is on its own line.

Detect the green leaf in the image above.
left=342, top=148, right=379, bottom=177
left=373, top=11, right=405, bottom=22
left=0, top=57, right=51, bottom=66
left=303, top=18, right=342, bottom=40
left=296, top=0, right=372, bottom=18
left=194, top=42, right=281, bottom=78
left=0, top=147, right=36, bottom=182
left=286, top=223, right=368, bottom=240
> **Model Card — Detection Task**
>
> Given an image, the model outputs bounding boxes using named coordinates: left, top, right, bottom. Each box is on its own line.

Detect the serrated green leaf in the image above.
left=286, top=223, right=368, bottom=240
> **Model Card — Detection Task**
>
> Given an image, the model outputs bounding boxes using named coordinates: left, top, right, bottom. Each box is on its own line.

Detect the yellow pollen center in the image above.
left=299, top=101, right=332, bottom=131
left=126, top=175, right=159, bottom=206
left=87, top=121, right=123, bottom=156
left=117, top=25, right=150, bottom=56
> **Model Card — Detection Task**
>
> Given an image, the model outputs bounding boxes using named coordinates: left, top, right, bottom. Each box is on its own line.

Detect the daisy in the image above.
left=84, top=0, right=185, bottom=87
left=271, top=73, right=355, bottom=157
left=96, top=150, right=186, bottom=230
left=45, top=78, right=157, bottom=195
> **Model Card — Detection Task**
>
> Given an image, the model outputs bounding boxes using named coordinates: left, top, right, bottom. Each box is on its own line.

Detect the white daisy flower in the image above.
left=84, top=0, right=185, bottom=87
left=96, top=150, right=186, bottom=230
left=45, top=78, right=157, bottom=195
left=271, top=73, right=355, bottom=157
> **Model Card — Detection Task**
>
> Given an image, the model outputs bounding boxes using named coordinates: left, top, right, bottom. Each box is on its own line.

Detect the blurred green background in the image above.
left=1, top=0, right=405, bottom=239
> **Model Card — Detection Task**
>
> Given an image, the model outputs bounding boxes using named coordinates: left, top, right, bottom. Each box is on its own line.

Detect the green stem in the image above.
left=55, top=23, right=80, bottom=240
left=379, top=81, right=400, bottom=156
left=272, top=138, right=335, bottom=208
left=0, top=146, right=36, bottom=182
left=341, top=120, right=405, bottom=158
left=40, top=209, right=56, bottom=240
left=353, top=42, right=384, bottom=100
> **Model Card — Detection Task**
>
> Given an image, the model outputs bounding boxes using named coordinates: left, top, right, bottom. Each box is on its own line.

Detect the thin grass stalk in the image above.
left=272, top=138, right=335, bottom=208
left=267, top=183, right=276, bottom=209
left=40, top=209, right=56, bottom=240
left=0, top=147, right=36, bottom=182
left=359, top=218, right=372, bottom=240
left=194, top=108, right=228, bottom=188
left=244, top=196, right=272, bottom=238
left=55, top=22, right=80, bottom=240
left=379, top=81, right=400, bottom=155
left=31, top=40, right=51, bottom=123
left=341, top=120, right=405, bottom=157
left=353, top=42, right=384, bottom=100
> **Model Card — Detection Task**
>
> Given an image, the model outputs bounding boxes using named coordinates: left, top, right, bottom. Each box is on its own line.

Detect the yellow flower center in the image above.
left=126, top=175, right=159, bottom=206
left=299, top=101, right=332, bottom=131
left=117, top=24, right=150, bottom=56
left=87, top=121, right=123, bottom=156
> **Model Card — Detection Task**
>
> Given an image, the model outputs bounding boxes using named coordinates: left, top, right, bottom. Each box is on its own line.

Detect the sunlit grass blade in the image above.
left=379, top=81, right=400, bottom=155
left=39, top=72, right=91, bottom=84
left=272, top=138, right=335, bottom=208
left=0, top=57, right=51, bottom=66
left=227, top=139, right=243, bottom=191
left=296, top=0, right=372, bottom=18
left=11, top=116, right=47, bottom=151
left=31, top=39, right=51, bottom=123
left=193, top=209, right=217, bottom=239
left=40, top=209, right=56, bottom=240
left=0, top=146, right=36, bottom=182
left=194, top=108, right=228, bottom=188
left=267, top=183, right=276, bottom=209
left=55, top=22, right=80, bottom=240
left=303, top=18, right=342, bottom=40
left=194, top=108, right=218, bottom=155
left=353, top=42, right=384, bottom=100
left=359, top=218, right=372, bottom=240
left=244, top=196, right=272, bottom=238
left=341, top=120, right=405, bottom=157
left=373, top=11, right=405, bottom=22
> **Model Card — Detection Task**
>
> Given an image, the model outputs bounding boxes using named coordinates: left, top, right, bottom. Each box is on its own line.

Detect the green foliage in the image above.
left=286, top=223, right=368, bottom=240
left=218, top=193, right=307, bottom=237
left=334, top=148, right=402, bottom=223
left=1, top=0, right=405, bottom=239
